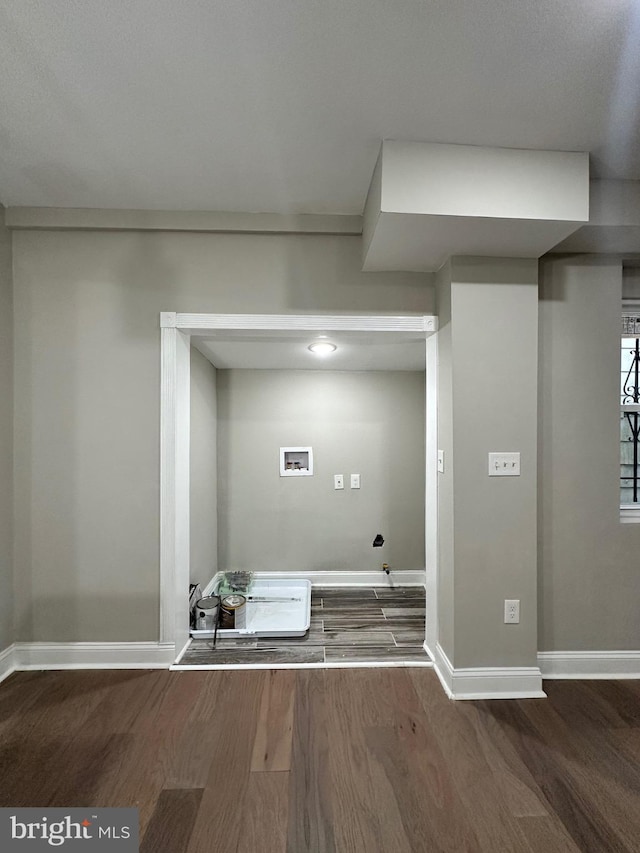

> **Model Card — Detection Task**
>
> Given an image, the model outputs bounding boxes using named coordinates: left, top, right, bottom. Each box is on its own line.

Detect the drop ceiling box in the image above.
left=194, top=330, right=427, bottom=371
left=550, top=180, right=640, bottom=255
left=362, top=141, right=589, bottom=271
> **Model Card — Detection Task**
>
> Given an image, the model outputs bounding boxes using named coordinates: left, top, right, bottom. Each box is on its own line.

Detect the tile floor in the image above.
left=181, top=586, right=431, bottom=665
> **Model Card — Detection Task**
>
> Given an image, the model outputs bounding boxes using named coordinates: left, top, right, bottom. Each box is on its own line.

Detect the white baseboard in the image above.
left=424, top=642, right=436, bottom=663
left=0, top=644, right=16, bottom=683
left=13, top=642, right=176, bottom=670
left=431, top=643, right=546, bottom=700
left=202, top=569, right=425, bottom=595
left=538, top=650, right=640, bottom=679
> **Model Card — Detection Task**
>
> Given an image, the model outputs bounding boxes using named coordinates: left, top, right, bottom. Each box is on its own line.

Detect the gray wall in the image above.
left=452, top=259, right=539, bottom=668
left=539, top=255, right=640, bottom=650
left=9, top=223, right=640, bottom=655
left=0, top=210, right=13, bottom=650
left=11, top=230, right=431, bottom=641
left=438, top=258, right=539, bottom=669
left=190, top=347, right=217, bottom=586
left=217, top=369, right=425, bottom=574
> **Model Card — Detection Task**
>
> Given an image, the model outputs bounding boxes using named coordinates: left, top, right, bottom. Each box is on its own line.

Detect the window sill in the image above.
left=620, top=507, right=640, bottom=524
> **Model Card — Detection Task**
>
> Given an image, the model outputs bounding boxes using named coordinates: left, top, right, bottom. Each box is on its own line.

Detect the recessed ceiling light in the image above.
left=308, top=342, right=337, bottom=356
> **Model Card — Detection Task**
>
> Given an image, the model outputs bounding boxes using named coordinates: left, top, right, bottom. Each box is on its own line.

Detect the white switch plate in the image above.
left=350, top=473, right=360, bottom=489
left=437, top=450, right=444, bottom=473
left=504, top=599, right=520, bottom=623
left=334, top=474, right=344, bottom=490
left=489, top=452, right=520, bottom=476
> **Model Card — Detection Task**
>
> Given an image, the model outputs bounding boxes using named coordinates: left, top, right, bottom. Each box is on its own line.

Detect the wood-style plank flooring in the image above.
left=2, top=668, right=640, bottom=851
left=183, top=586, right=431, bottom=665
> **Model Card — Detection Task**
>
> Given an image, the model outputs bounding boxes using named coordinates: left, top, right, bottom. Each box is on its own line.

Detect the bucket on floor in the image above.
left=220, top=594, right=246, bottom=629
left=195, top=595, right=220, bottom=631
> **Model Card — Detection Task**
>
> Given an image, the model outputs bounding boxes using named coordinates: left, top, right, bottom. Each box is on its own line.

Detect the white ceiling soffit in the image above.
left=550, top=179, right=640, bottom=254
left=194, top=331, right=426, bottom=371
left=0, top=1, right=639, bottom=212
left=362, top=142, right=589, bottom=271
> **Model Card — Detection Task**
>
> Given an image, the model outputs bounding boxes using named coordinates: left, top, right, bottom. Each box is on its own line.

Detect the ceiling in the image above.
left=194, top=330, right=426, bottom=371
left=1, top=1, right=639, bottom=213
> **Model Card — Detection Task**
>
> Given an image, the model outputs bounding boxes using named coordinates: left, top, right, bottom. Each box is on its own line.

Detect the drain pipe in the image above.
left=372, top=533, right=391, bottom=577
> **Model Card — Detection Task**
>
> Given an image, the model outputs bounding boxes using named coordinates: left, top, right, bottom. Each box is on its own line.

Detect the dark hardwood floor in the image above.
left=183, top=586, right=431, bottom=666
left=2, top=669, right=640, bottom=851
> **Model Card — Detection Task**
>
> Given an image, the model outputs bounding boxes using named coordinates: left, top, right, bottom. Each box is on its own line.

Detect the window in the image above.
left=621, top=308, right=640, bottom=513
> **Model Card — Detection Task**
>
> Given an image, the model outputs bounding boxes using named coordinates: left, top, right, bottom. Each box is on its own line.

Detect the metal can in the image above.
left=195, top=595, right=220, bottom=631
left=220, top=594, right=246, bottom=629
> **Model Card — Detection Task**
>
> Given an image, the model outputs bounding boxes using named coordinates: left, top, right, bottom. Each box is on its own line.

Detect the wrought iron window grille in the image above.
left=621, top=321, right=640, bottom=506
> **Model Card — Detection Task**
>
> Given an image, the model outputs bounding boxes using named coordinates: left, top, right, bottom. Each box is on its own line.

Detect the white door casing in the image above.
left=160, top=312, right=438, bottom=661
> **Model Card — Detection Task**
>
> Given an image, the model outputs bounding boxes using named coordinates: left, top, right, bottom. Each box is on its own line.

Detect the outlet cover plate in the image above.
left=504, top=599, right=520, bottom=623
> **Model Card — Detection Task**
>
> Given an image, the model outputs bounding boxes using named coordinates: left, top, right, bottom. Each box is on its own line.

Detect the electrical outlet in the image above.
left=350, top=473, right=360, bottom=489
left=504, top=599, right=520, bottom=624
left=334, top=474, right=344, bottom=490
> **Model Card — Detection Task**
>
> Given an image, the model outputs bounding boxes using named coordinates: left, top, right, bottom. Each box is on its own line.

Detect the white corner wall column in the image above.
left=361, top=140, right=593, bottom=697
left=433, top=259, right=543, bottom=699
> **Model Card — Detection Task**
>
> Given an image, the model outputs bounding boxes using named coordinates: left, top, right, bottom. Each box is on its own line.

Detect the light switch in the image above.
left=350, top=474, right=360, bottom=489
left=488, top=452, right=521, bottom=476
left=334, top=474, right=344, bottom=490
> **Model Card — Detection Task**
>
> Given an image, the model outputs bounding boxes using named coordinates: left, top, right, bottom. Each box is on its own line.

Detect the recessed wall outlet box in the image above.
left=488, top=452, right=520, bottom=476
left=334, top=474, right=344, bottom=490
left=504, top=599, right=520, bottom=624
left=280, top=446, right=313, bottom=477
left=437, top=450, right=444, bottom=473
left=350, top=474, right=360, bottom=489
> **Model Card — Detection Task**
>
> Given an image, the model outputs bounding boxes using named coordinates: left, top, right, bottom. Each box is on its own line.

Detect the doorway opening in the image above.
left=159, top=313, right=438, bottom=667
